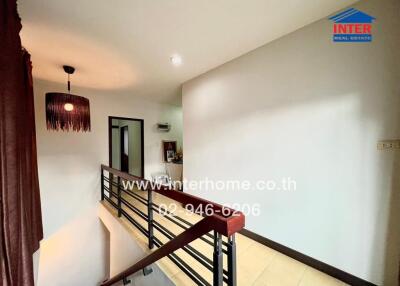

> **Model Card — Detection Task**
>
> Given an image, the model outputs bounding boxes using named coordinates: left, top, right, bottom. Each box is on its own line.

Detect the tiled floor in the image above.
left=103, top=187, right=348, bottom=286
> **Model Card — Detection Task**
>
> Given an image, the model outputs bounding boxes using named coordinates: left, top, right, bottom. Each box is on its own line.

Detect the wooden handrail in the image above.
left=100, top=165, right=245, bottom=285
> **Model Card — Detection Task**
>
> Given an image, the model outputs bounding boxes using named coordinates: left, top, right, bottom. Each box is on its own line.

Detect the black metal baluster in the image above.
left=227, top=234, right=237, bottom=286
left=117, top=177, right=122, bottom=217
left=148, top=187, right=154, bottom=249
left=109, top=173, right=113, bottom=199
left=213, top=231, right=223, bottom=286
left=122, top=277, right=131, bottom=285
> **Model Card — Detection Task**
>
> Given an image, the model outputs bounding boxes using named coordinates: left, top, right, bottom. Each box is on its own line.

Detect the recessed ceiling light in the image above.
left=170, top=54, right=183, bottom=66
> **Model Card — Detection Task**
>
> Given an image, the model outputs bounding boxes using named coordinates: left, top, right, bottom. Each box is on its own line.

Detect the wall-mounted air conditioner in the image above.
left=157, top=123, right=171, bottom=132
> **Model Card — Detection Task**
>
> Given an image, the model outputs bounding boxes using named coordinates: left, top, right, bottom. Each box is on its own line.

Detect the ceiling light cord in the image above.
left=63, top=65, right=75, bottom=93
left=67, top=73, right=71, bottom=93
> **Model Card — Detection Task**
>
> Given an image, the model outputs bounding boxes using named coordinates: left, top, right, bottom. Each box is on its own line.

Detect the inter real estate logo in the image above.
left=329, top=8, right=376, bottom=42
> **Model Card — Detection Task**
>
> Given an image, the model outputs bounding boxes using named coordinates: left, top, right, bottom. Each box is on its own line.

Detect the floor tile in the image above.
left=254, top=253, right=307, bottom=286
left=299, top=267, right=344, bottom=286
left=237, top=241, right=278, bottom=285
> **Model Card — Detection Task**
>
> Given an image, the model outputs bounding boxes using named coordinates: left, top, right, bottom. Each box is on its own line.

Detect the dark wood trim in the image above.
left=239, top=229, right=377, bottom=286
left=109, top=116, right=143, bottom=121
left=108, top=116, right=144, bottom=178
left=108, top=116, right=112, bottom=170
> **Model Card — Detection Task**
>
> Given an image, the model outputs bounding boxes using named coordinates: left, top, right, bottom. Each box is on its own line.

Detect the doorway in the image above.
left=109, top=116, right=144, bottom=177
left=120, top=125, right=129, bottom=172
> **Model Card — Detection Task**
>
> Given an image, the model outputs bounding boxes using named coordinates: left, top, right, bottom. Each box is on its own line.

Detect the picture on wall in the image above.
left=163, top=140, right=177, bottom=162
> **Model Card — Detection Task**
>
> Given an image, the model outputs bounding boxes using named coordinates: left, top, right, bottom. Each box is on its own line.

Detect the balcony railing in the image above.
left=99, top=165, right=245, bottom=286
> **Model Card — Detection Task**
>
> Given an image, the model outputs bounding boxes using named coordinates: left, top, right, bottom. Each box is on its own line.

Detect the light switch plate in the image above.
left=377, top=140, right=400, bottom=150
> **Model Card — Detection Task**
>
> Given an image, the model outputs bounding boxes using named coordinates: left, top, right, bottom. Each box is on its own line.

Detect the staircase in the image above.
left=99, top=165, right=245, bottom=286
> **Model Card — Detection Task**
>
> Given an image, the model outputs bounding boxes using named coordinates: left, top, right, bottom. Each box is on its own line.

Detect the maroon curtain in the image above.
left=0, top=0, right=43, bottom=285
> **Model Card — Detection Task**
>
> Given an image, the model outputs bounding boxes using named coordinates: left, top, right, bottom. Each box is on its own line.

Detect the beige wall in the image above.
left=34, top=78, right=183, bottom=285
left=182, top=0, right=400, bottom=284
left=97, top=204, right=175, bottom=286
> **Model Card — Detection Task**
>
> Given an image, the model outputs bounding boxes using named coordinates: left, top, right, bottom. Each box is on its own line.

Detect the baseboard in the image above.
left=239, top=229, right=377, bottom=286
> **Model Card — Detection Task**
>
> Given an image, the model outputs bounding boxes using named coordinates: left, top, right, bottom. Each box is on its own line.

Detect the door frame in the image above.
left=108, top=116, right=145, bottom=178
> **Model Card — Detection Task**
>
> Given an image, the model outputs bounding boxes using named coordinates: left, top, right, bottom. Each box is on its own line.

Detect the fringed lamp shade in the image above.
left=46, top=92, right=91, bottom=132
left=45, top=65, right=91, bottom=132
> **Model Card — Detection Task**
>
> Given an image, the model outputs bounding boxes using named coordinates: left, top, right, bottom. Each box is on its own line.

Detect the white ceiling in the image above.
left=19, top=0, right=358, bottom=105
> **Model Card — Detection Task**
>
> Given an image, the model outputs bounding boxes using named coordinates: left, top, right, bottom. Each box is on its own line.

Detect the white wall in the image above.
left=34, top=78, right=183, bottom=285
left=182, top=0, right=400, bottom=284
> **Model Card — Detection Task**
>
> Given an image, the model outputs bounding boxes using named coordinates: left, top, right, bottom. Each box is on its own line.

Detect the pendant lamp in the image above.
left=46, top=65, right=91, bottom=132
